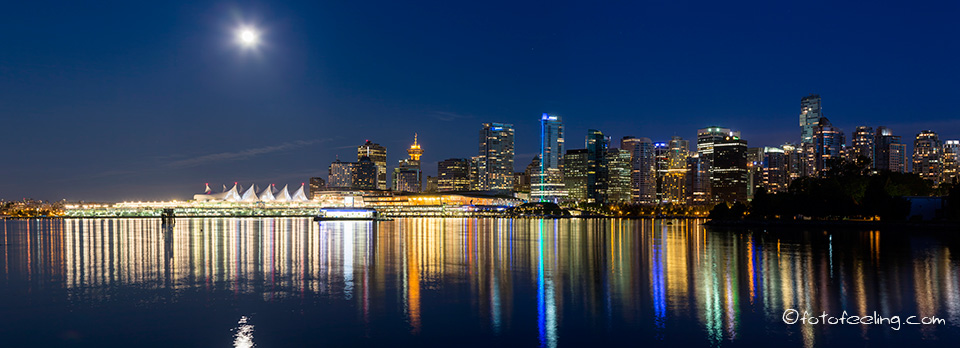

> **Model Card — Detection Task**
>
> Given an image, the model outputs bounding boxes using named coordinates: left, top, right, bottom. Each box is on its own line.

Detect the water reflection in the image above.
left=1, top=218, right=959, bottom=346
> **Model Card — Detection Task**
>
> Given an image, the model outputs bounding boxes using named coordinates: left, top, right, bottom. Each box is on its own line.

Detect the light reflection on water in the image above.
left=1, top=218, right=959, bottom=347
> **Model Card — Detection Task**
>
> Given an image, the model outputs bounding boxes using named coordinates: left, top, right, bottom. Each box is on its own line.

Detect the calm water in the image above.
left=1, top=218, right=959, bottom=347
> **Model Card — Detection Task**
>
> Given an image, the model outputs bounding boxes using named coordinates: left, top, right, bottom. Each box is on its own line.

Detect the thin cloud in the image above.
left=166, top=140, right=325, bottom=168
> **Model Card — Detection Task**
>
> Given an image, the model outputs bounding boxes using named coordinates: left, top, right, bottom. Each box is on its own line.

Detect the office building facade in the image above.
left=477, top=123, right=515, bottom=191
left=532, top=114, right=566, bottom=202
left=913, top=130, right=942, bottom=184
left=711, top=136, right=749, bottom=203
left=620, top=136, right=657, bottom=204
left=357, top=140, right=387, bottom=190
left=562, top=149, right=589, bottom=202
left=605, top=148, right=632, bottom=203
left=875, top=127, right=907, bottom=173
left=437, top=158, right=472, bottom=192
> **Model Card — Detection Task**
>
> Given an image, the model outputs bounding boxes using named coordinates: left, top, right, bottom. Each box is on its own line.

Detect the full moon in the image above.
left=237, top=27, right=259, bottom=47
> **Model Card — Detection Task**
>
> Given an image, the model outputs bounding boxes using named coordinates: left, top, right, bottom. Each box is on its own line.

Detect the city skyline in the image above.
left=2, top=1, right=958, bottom=201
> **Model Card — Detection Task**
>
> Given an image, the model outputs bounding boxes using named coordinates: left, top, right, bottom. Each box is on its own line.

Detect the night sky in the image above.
left=2, top=1, right=958, bottom=202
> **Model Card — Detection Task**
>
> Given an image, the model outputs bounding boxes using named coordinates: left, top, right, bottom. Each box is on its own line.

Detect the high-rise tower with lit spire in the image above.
left=408, top=133, right=423, bottom=163
left=394, top=134, right=423, bottom=192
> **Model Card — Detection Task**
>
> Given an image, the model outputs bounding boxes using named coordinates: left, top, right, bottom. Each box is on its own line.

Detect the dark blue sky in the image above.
left=2, top=1, right=958, bottom=201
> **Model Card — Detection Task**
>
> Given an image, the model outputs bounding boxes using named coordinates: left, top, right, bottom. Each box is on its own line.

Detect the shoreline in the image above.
left=704, top=219, right=960, bottom=230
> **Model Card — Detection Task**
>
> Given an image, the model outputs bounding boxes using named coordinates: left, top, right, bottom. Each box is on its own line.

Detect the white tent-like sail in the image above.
left=274, top=184, right=292, bottom=202
left=259, top=185, right=276, bottom=202
left=199, top=183, right=240, bottom=202
left=291, top=184, right=309, bottom=202
left=241, top=184, right=259, bottom=202
left=193, top=182, right=314, bottom=203
left=223, top=183, right=241, bottom=201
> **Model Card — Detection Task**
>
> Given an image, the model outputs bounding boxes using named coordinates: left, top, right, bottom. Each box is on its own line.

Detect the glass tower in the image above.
left=478, top=123, right=515, bottom=191
left=532, top=114, right=566, bottom=202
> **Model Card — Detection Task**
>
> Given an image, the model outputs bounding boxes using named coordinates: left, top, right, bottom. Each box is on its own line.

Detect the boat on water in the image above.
left=314, top=207, right=387, bottom=221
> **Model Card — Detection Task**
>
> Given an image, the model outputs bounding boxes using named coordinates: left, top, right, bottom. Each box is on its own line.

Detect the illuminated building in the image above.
left=850, top=126, right=874, bottom=164
left=761, top=147, right=789, bottom=193
left=362, top=192, right=523, bottom=211
left=685, top=153, right=708, bottom=204
left=912, top=130, right=942, bottom=184
left=513, top=171, right=528, bottom=192
left=329, top=157, right=378, bottom=190
left=477, top=123, right=515, bottom=191
left=654, top=141, right=668, bottom=203
left=393, top=134, right=423, bottom=193
left=661, top=136, right=688, bottom=204
left=192, top=183, right=309, bottom=202
left=308, top=177, right=326, bottom=200
left=531, top=114, right=566, bottom=202
left=604, top=148, right=632, bottom=203
left=469, top=156, right=481, bottom=190
left=328, top=159, right=354, bottom=188
left=437, top=158, right=471, bottom=192
left=711, top=136, right=748, bottom=203
left=746, top=147, right=763, bottom=199
left=562, top=149, right=589, bottom=202
left=518, top=156, right=539, bottom=193
left=424, top=176, right=438, bottom=193
left=943, top=140, right=960, bottom=185
left=586, top=129, right=609, bottom=203
left=358, top=140, right=388, bottom=190
left=799, top=94, right=822, bottom=145
left=696, top=127, right=738, bottom=203
left=620, top=136, right=656, bottom=204
left=799, top=95, right=823, bottom=176
left=813, top=117, right=845, bottom=174
left=875, top=127, right=907, bottom=173
left=781, top=143, right=802, bottom=182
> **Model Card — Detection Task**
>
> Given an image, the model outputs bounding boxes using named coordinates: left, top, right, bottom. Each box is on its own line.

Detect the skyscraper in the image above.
left=308, top=177, right=326, bottom=200
left=393, top=134, right=423, bottom=192
left=875, top=127, right=907, bottom=173
left=562, top=149, right=589, bottom=202
left=943, top=140, right=960, bottom=185
left=761, top=147, right=789, bottom=193
left=913, top=130, right=942, bottom=184
left=328, top=157, right=377, bottom=190
left=662, top=136, right=689, bottom=203
left=620, top=136, right=656, bottom=204
left=477, top=123, right=515, bottom=191
left=654, top=141, right=669, bottom=203
left=697, top=127, right=737, bottom=203
left=711, top=135, right=748, bottom=203
left=437, top=158, right=472, bottom=192
left=605, top=148, right=632, bottom=203
left=799, top=94, right=822, bottom=145
left=532, top=114, right=566, bottom=202
left=813, top=117, right=845, bottom=173
left=357, top=140, right=387, bottom=190
left=850, top=126, right=875, bottom=164
left=585, top=129, right=609, bottom=203
left=354, top=157, right=378, bottom=189
left=781, top=143, right=802, bottom=183
left=686, top=153, right=708, bottom=204
left=328, top=159, right=354, bottom=188
left=746, top=147, right=764, bottom=199
left=799, top=95, right=823, bottom=177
